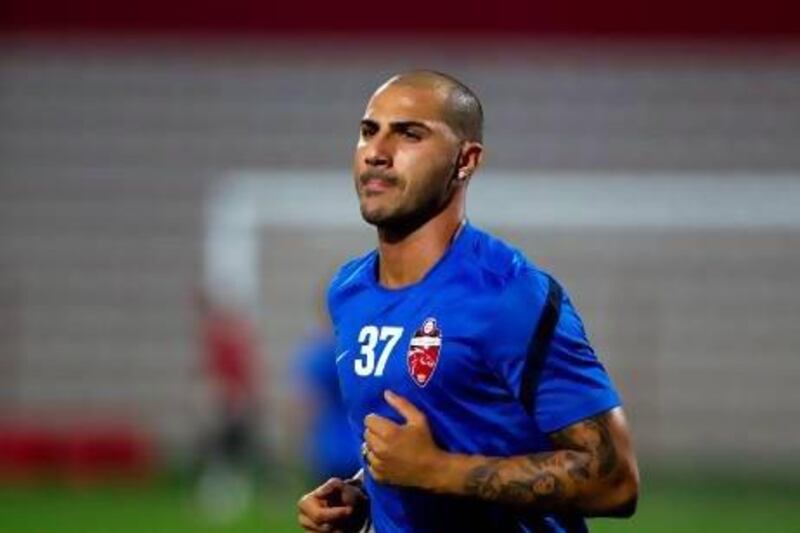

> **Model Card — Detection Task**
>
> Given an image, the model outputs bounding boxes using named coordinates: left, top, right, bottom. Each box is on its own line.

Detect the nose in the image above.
left=363, top=136, right=393, bottom=168
left=365, top=152, right=390, bottom=167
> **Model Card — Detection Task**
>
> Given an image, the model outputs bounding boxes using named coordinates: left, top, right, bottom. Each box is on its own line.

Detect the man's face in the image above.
left=353, top=83, right=460, bottom=228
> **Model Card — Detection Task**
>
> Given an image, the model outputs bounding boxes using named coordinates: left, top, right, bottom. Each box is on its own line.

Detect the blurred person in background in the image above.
left=290, top=281, right=361, bottom=484
left=298, top=71, right=639, bottom=532
left=194, top=289, right=262, bottom=522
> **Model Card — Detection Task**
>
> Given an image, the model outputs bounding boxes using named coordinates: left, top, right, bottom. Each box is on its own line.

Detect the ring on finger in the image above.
left=361, top=442, right=372, bottom=465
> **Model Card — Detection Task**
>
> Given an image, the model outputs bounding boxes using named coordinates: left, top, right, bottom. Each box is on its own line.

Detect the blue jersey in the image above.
left=328, top=222, right=621, bottom=533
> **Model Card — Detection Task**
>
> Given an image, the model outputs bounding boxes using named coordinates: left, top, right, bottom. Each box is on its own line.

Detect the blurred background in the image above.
left=1, top=1, right=799, bottom=531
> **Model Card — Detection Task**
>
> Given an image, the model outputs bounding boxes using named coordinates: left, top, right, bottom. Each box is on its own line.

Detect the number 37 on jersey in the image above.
left=350, top=318, right=443, bottom=387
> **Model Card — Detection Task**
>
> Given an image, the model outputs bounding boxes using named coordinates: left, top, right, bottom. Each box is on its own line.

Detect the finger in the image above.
left=361, top=441, right=369, bottom=465
left=310, top=504, right=353, bottom=524
left=298, top=509, right=331, bottom=532
left=362, top=440, right=376, bottom=467
left=384, top=389, right=425, bottom=425
left=364, top=427, right=386, bottom=451
left=364, top=446, right=372, bottom=467
left=368, top=457, right=387, bottom=484
left=363, top=432, right=382, bottom=457
left=298, top=513, right=327, bottom=532
left=366, top=461, right=379, bottom=482
left=340, top=482, right=366, bottom=506
left=312, top=477, right=344, bottom=498
left=364, top=413, right=398, bottom=437
left=367, top=443, right=380, bottom=465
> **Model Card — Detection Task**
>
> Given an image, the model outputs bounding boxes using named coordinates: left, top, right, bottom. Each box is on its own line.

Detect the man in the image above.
left=297, top=71, right=639, bottom=532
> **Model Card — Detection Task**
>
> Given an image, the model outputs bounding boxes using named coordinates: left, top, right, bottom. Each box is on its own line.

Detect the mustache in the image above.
left=359, top=170, right=400, bottom=186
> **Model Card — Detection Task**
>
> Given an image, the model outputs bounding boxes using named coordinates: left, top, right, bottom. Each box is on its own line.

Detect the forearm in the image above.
left=362, top=397, right=637, bottom=516
left=427, top=410, right=638, bottom=516
left=434, top=450, right=580, bottom=507
left=431, top=450, right=613, bottom=513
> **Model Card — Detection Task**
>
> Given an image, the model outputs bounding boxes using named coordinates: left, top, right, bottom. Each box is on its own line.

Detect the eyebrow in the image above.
left=360, top=119, right=433, bottom=133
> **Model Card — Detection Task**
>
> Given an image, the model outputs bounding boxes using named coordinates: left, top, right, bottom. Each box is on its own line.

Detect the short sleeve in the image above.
left=486, top=269, right=621, bottom=434
left=534, top=289, right=621, bottom=433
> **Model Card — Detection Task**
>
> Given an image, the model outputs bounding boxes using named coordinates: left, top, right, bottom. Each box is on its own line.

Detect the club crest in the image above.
left=407, top=317, right=441, bottom=387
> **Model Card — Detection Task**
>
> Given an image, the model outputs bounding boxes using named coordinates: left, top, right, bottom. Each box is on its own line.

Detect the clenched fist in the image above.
left=297, top=476, right=368, bottom=533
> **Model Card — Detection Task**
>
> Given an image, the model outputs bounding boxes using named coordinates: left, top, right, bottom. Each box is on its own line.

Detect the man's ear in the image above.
left=457, top=141, right=484, bottom=182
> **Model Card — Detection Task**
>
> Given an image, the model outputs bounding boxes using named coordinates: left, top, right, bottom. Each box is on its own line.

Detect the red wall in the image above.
left=3, top=0, right=799, bottom=39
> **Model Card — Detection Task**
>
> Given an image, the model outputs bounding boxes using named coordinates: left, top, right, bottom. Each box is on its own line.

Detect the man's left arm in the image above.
left=364, top=392, right=639, bottom=517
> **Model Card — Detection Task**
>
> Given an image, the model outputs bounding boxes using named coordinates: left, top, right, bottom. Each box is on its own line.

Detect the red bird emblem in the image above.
left=407, top=318, right=442, bottom=387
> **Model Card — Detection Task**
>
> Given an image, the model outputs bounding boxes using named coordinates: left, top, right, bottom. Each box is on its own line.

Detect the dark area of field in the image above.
left=1, top=470, right=798, bottom=532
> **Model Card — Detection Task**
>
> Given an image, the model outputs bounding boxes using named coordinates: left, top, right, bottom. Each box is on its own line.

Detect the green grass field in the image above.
left=1, top=471, right=798, bottom=532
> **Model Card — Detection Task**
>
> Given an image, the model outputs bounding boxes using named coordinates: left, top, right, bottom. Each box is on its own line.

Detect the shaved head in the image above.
left=354, top=70, right=485, bottom=235
left=380, top=70, right=484, bottom=143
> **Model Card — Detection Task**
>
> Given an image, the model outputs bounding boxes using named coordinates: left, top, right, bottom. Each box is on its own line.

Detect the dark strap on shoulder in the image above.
left=519, top=274, right=563, bottom=416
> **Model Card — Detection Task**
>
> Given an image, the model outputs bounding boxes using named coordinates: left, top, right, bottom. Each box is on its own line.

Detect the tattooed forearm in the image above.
left=563, top=450, right=592, bottom=482
left=464, top=454, right=566, bottom=506
left=552, top=413, right=618, bottom=478
left=463, top=450, right=573, bottom=507
left=463, top=458, right=503, bottom=500
left=461, top=412, right=624, bottom=509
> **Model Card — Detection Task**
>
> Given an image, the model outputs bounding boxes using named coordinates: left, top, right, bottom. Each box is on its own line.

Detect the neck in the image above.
left=376, top=202, right=465, bottom=289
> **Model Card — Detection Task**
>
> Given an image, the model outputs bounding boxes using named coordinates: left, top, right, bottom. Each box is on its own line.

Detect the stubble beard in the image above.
left=361, top=175, right=454, bottom=243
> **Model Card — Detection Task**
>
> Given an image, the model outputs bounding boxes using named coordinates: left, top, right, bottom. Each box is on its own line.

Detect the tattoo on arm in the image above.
left=552, top=413, right=618, bottom=478
left=462, top=412, right=619, bottom=508
left=464, top=453, right=566, bottom=506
